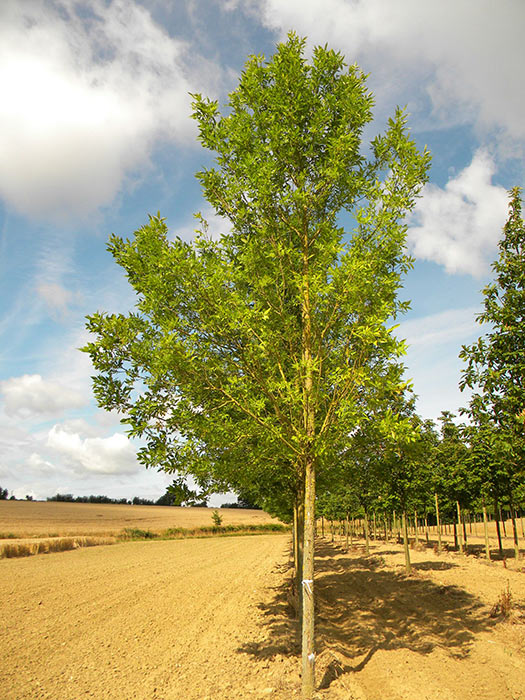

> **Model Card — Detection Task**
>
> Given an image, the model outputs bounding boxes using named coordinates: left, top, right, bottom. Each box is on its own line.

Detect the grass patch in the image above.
left=0, top=536, right=116, bottom=559
left=121, top=528, right=158, bottom=540
left=0, top=523, right=289, bottom=559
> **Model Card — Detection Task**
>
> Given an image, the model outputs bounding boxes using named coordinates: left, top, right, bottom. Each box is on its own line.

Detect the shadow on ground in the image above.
left=237, top=540, right=496, bottom=691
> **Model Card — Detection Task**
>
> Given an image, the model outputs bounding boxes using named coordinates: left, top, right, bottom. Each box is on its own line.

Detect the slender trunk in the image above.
left=520, top=512, right=524, bottom=539
left=414, top=511, right=419, bottom=546
left=435, top=493, right=442, bottom=554
left=499, top=506, right=507, bottom=537
left=483, top=504, right=491, bottom=560
left=510, top=504, right=520, bottom=560
left=345, top=515, right=349, bottom=551
left=495, top=500, right=503, bottom=556
left=330, top=519, right=334, bottom=543
left=402, top=511, right=411, bottom=574
left=453, top=521, right=458, bottom=550
left=456, top=501, right=463, bottom=554
left=364, top=511, right=370, bottom=555
left=384, top=517, right=387, bottom=541
left=293, top=501, right=298, bottom=578
left=321, top=515, right=324, bottom=538
left=295, top=495, right=305, bottom=623
left=462, top=513, right=468, bottom=552
left=425, top=516, right=429, bottom=545
left=373, top=512, right=377, bottom=541
left=301, top=458, right=316, bottom=699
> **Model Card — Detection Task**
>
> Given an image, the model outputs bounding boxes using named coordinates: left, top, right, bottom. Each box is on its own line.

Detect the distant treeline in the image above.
left=1, top=484, right=260, bottom=509
left=45, top=493, right=208, bottom=506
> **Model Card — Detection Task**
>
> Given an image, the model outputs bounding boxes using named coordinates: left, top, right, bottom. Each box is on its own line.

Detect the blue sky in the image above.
left=0, top=0, right=523, bottom=503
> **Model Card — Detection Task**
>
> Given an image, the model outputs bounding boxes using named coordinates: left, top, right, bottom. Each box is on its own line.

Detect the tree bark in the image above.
left=483, top=504, right=491, bottom=561
left=510, top=503, right=520, bottom=560
left=456, top=501, right=464, bottom=554
left=495, top=499, right=503, bottom=556
left=301, top=458, right=316, bottom=699
left=414, top=511, right=419, bottom=546
left=435, top=493, right=442, bottom=554
left=402, top=511, right=411, bottom=574
left=364, top=511, right=370, bottom=555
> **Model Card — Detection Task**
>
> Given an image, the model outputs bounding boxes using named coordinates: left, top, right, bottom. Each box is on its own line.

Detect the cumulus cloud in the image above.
left=397, top=307, right=481, bottom=355
left=172, top=205, right=231, bottom=242
left=0, top=0, right=209, bottom=221
left=243, top=0, right=524, bottom=139
left=36, top=282, right=82, bottom=317
left=47, top=424, right=140, bottom=474
left=397, top=307, right=482, bottom=420
left=0, top=374, right=87, bottom=418
left=407, top=150, right=508, bottom=275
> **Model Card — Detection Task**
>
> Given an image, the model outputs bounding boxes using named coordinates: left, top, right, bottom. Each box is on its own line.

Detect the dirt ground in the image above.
left=1, top=533, right=525, bottom=700
left=0, top=500, right=279, bottom=538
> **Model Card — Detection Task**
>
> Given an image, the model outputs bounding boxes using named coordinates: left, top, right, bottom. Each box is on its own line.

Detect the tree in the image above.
left=460, top=188, right=525, bottom=557
left=83, top=34, right=429, bottom=698
left=0, top=486, right=8, bottom=500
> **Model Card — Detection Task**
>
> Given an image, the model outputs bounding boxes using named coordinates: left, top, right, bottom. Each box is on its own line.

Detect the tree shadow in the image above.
left=237, top=540, right=497, bottom=691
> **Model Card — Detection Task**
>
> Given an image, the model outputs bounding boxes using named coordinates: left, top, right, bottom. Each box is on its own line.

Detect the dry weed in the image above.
left=490, top=581, right=513, bottom=619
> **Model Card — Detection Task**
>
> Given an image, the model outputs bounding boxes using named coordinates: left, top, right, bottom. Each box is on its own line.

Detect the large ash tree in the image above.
left=83, top=35, right=429, bottom=698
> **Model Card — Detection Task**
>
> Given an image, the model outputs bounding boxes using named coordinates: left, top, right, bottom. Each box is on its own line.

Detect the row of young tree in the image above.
left=82, top=34, right=523, bottom=699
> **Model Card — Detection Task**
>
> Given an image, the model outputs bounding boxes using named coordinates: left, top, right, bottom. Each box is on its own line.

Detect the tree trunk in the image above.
left=510, top=504, right=520, bottom=560
left=499, top=505, right=507, bottom=537
left=425, top=516, right=429, bottom=545
left=483, top=504, right=491, bottom=560
left=402, top=511, right=411, bottom=574
left=435, top=493, right=442, bottom=554
left=456, top=501, right=464, bottom=554
left=453, top=521, right=458, bottom=550
left=462, top=513, right=468, bottom=552
left=373, top=512, right=377, bottom=541
left=364, top=511, right=370, bottom=554
left=414, top=511, right=419, bottom=546
left=345, top=515, right=349, bottom=551
left=321, top=515, right=324, bottom=538
left=301, top=458, right=316, bottom=699
left=494, top=500, right=503, bottom=556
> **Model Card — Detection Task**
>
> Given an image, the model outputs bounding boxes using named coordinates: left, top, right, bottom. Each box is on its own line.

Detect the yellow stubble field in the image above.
left=0, top=499, right=280, bottom=539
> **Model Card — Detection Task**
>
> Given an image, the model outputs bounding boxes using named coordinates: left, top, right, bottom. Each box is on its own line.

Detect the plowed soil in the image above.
left=1, top=533, right=525, bottom=699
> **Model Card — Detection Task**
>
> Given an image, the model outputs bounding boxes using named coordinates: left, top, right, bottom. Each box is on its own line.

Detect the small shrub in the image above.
left=490, top=582, right=513, bottom=619
left=122, top=528, right=157, bottom=540
left=211, top=510, right=223, bottom=527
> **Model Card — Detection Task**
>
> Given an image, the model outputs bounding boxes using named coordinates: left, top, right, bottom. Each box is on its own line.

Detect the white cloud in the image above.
left=244, top=0, right=525, bottom=139
left=36, top=282, right=82, bottom=317
left=172, top=205, right=231, bottom=242
left=397, top=307, right=481, bottom=355
left=0, top=374, right=87, bottom=418
left=397, top=307, right=482, bottom=420
left=0, top=0, right=206, bottom=221
left=407, top=151, right=508, bottom=276
left=47, top=423, right=140, bottom=474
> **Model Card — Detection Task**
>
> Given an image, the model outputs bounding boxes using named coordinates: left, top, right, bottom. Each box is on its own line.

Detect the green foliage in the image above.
left=211, top=509, right=223, bottom=527
left=0, top=486, right=8, bottom=500
left=460, top=188, right=525, bottom=505
left=82, top=34, right=429, bottom=510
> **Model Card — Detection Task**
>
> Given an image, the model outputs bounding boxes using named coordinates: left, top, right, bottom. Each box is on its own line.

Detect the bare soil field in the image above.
left=1, top=531, right=525, bottom=699
left=0, top=500, right=279, bottom=538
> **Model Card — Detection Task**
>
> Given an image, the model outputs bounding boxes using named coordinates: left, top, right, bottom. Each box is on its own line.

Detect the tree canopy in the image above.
left=83, top=33, right=430, bottom=697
